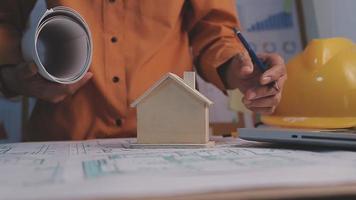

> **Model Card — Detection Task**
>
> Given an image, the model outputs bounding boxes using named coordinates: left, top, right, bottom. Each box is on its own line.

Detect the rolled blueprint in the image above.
left=21, top=6, right=92, bottom=84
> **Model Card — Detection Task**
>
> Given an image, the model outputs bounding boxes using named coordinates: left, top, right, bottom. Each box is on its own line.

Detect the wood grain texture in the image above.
left=136, top=79, right=209, bottom=144
left=90, top=183, right=356, bottom=200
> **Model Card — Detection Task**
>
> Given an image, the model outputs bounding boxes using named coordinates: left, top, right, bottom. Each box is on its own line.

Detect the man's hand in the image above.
left=222, top=52, right=287, bottom=115
left=1, top=63, right=93, bottom=103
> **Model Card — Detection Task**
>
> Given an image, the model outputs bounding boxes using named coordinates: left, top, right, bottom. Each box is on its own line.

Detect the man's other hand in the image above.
left=1, top=63, right=93, bottom=103
left=222, top=52, right=287, bottom=115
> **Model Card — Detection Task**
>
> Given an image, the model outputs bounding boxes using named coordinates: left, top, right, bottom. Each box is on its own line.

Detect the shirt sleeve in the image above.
left=186, top=0, right=246, bottom=91
left=0, top=0, right=35, bottom=96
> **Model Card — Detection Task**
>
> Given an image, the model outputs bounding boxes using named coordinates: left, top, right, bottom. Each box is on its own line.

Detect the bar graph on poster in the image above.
left=197, top=0, right=303, bottom=123
left=237, top=0, right=303, bottom=60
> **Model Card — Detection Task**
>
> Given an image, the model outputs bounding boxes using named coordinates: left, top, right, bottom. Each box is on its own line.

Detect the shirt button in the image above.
left=115, top=118, right=122, bottom=126
left=112, top=76, right=120, bottom=83
left=111, top=36, right=118, bottom=43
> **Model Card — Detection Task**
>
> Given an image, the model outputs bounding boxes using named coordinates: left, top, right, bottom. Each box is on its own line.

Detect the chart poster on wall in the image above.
left=236, top=0, right=303, bottom=61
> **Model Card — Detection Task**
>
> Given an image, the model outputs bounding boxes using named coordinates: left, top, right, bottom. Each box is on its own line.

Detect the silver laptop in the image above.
left=238, top=127, right=356, bottom=148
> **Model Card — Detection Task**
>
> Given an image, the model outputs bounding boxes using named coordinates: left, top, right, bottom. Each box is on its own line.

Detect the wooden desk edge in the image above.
left=89, top=183, right=356, bottom=200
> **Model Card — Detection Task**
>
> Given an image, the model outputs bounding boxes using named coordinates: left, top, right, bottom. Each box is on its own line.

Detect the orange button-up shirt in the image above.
left=0, top=0, right=244, bottom=141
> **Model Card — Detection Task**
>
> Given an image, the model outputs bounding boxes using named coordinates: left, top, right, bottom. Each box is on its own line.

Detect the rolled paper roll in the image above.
left=21, top=6, right=92, bottom=84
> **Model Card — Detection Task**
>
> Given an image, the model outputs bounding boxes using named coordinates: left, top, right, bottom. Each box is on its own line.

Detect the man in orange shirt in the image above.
left=0, top=0, right=286, bottom=141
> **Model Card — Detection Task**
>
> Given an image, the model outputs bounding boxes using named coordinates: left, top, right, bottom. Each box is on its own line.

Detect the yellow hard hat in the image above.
left=262, top=37, right=356, bottom=129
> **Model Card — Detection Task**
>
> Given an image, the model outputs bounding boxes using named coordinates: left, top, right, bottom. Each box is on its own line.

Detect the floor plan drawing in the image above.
left=1, top=138, right=356, bottom=199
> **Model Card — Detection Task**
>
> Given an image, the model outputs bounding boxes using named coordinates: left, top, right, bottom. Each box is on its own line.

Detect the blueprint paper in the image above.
left=1, top=138, right=356, bottom=200
left=21, top=6, right=92, bottom=84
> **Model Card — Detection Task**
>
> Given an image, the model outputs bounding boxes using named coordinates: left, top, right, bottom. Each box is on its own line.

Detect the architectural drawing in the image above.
left=1, top=138, right=356, bottom=199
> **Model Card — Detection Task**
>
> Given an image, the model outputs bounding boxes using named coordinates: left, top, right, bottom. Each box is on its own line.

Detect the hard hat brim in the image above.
left=261, top=116, right=356, bottom=129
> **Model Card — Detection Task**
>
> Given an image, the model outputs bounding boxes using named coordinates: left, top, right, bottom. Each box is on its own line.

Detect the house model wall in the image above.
left=131, top=72, right=213, bottom=145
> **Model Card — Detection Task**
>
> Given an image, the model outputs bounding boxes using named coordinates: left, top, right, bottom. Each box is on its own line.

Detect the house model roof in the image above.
left=131, top=73, right=213, bottom=107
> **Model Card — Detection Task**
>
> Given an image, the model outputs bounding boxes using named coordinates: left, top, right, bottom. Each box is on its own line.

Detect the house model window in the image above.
left=131, top=72, right=213, bottom=147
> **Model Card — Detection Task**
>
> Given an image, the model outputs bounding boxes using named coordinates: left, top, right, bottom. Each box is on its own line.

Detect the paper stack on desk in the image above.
left=21, top=6, right=92, bottom=84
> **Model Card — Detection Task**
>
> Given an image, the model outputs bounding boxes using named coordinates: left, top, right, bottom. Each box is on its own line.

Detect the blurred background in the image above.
left=1, top=0, right=356, bottom=142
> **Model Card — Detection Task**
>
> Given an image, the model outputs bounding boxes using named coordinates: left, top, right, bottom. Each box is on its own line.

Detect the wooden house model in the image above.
left=131, top=72, right=213, bottom=147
